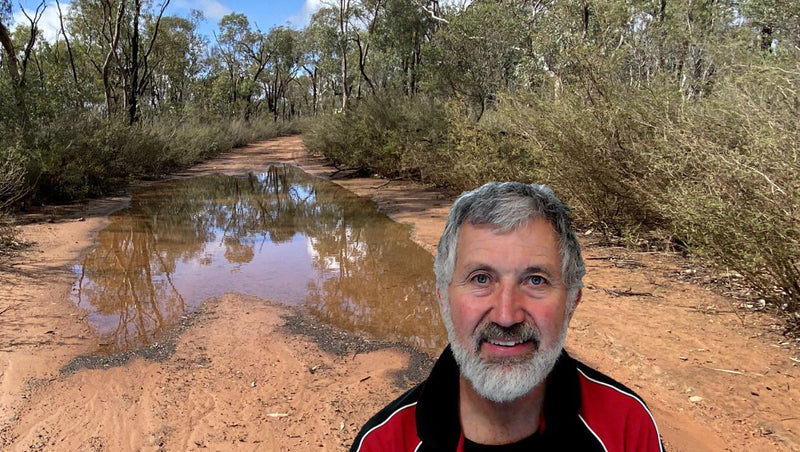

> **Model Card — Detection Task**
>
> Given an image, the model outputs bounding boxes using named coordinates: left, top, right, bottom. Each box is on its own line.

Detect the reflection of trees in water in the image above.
left=73, top=165, right=445, bottom=353
left=301, top=185, right=445, bottom=354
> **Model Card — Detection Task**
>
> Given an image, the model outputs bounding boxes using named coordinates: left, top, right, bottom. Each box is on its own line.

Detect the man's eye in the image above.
left=472, top=274, right=490, bottom=284
left=528, top=275, right=546, bottom=286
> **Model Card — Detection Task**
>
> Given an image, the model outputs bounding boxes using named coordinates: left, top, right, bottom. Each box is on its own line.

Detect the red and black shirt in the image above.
left=352, top=346, right=663, bottom=451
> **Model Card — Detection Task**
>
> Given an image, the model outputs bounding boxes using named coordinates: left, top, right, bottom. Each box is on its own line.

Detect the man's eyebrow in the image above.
left=457, top=264, right=558, bottom=279
left=457, top=263, right=497, bottom=275
left=523, top=266, right=556, bottom=278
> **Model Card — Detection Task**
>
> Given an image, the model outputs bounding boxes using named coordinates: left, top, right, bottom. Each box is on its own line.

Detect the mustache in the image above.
left=474, top=322, right=539, bottom=349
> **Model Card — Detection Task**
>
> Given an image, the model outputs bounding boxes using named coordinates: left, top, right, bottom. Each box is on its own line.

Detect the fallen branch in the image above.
left=0, top=303, right=20, bottom=315
left=603, top=288, right=655, bottom=297
left=710, top=368, right=744, bottom=375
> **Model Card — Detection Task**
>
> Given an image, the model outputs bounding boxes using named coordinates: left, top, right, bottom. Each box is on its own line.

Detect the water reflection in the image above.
left=72, top=165, right=446, bottom=354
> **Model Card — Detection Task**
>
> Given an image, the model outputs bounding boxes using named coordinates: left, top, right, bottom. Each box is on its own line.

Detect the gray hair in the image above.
left=433, top=182, right=585, bottom=304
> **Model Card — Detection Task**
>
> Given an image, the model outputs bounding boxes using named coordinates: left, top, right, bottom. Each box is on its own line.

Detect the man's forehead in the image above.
left=458, top=218, right=557, bottom=239
left=454, top=221, right=561, bottom=257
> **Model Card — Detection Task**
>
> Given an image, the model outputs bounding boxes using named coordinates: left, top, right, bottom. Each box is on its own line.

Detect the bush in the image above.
left=307, top=65, right=800, bottom=332
left=501, top=65, right=800, bottom=330
left=6, top=113, right=298, bottom=204
left=655, top=66, right=800, bottom=318
left=0, top=143, right=29, bottom=252
left=302, top=93, right=528, bottom=188
left=304, top=92, right=448, bottom=179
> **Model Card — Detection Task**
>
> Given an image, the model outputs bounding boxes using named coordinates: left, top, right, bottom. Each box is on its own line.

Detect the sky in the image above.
left=12, top=0, right=327, bottom=42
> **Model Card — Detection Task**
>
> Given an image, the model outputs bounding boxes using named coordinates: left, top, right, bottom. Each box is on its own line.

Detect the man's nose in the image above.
left=491, top=282, right=525, bottom=327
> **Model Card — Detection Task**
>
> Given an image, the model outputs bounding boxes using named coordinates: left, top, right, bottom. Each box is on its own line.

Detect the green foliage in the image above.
left=653, top=65, right=800, bottom=314
left=2, top=113, right=294, bottom=204
left=303, top=92, right=447, bottom=179
left=494, top=57, right=799, bottom=322
left=424, top=1, right=526, bottom=118
left=302, top=92, right=530, bottom=189
left=0, top=140, right=28, bottom=250
left=307, top=59, right=800, bottom=332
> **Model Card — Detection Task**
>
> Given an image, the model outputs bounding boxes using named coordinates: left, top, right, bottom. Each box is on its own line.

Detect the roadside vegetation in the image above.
left=0, top=0, right=304, bottom=250
left=302, top=1, right=800, bottom=333
left=1, top=0, right=798, bottom=331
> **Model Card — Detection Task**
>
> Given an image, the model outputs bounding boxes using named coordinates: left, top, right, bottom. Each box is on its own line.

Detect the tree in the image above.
left=0, top=0, right=46, bottom=125
left=212, top=13, right=254, bottom=117
left=425, top=0, right=526, bottom=119
left=741, top=0, right=800, bottom=54
left=338, top=0, right=352, bottom=110
left=263, top=26, right=301, bottom=121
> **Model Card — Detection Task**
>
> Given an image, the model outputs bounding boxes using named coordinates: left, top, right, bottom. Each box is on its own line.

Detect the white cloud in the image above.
left=285, top=0, right=325, bottom=28
left=172, top=0, right=231, bottom=22
left=12, top=1, right=71, bottom=43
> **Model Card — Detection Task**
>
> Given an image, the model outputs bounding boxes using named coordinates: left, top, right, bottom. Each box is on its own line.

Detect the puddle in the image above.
left=71, top=165, right=446, bottom=355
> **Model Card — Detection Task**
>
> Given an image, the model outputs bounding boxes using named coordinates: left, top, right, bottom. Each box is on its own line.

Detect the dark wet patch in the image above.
left=281, top=310, right=435, bottom=388
left=59, top=306, right=202, bottom=375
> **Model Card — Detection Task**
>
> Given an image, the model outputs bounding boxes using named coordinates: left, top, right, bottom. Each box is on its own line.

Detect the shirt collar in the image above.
left=415, top=345, right=581, bottom=449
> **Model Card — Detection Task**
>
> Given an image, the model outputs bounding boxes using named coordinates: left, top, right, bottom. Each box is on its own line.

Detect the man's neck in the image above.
left=458, top=375, right=546, bottom=445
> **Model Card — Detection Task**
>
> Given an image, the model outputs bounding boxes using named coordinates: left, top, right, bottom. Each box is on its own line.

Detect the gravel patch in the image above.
left=281, top=310, right=435, bottom=388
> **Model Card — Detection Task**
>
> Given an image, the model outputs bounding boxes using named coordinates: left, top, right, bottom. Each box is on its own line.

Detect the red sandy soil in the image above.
left=1, top=135, right=799, bottom=451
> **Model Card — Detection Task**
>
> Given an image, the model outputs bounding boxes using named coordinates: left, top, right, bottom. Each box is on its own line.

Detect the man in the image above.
left=351, top=182, right=663, bottom=451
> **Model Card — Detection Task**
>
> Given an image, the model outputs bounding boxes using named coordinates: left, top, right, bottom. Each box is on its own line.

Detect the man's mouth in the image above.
left=484, top=338, right=530, bottom=347
left=475, top=322, right=539, bottom=353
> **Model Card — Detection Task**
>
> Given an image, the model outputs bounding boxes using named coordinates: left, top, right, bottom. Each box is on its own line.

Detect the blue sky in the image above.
left=12, top=0, right=326, bottom=41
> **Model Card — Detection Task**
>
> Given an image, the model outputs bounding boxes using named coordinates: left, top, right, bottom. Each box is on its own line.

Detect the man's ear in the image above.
left=567, top=289, right=582, bottom=321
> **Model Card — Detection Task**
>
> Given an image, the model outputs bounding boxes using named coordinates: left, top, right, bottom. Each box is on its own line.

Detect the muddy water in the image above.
left=71, top=165, right=446, bottom=354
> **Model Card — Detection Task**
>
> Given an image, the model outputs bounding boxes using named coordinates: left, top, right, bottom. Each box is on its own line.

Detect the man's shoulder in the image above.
left=569, top=356, right=664, bottom=452
left=571, top=358, right=652, bottom=412
left=350, top=383, right=425, bottom=452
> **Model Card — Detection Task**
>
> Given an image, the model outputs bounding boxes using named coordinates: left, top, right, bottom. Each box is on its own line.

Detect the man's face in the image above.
left=439, top=219, right=577, bottom=403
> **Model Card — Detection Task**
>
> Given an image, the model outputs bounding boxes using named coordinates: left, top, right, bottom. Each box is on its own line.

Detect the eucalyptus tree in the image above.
left=262, top=26, right=301, bottom=121
left=378, top=0, right=441, bottom=95
left=0, top=0, right=46, bottom=125
left=141, top=11, right=206, bottom=114
left=65, top=0, right=171, bottom=121
left=350, top=0, right=384, bottom=97
left=213, top=12, right=280, bottom=119
left=425, top=0, right=526, bottom=118
left=298, top=9, right=340, bottom=115
left=337, top=0, right=353, bottom=109
left=740, top=0, right=800, bottom=55
left=304, top=6, right=354, bottom=111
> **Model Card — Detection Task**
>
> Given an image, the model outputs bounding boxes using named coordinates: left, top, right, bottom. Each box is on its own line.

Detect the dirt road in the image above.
left=1, top=136, right=798, bottom=451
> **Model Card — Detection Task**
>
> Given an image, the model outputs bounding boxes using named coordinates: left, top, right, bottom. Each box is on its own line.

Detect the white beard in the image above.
left=442, top=303, right=568, bottom=403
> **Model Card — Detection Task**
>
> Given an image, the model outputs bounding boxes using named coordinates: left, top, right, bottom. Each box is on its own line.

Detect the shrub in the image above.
left=655, top=65, right=800, bottom=319
left=0, top=142, right=29, bottom=252
left=302, top=93, right=527, bottom=188
left=500, top=64, right=800, bottom=329
left=307, top=65, right=800, bottom=332
left=9, top=113, right=297, bottom=204
left=303, top=92, right=449, bottom=179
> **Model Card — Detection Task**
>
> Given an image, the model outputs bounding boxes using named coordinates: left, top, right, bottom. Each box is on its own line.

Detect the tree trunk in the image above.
left=0, top=1, right=46, bottom=125
left=56, top=0, right=80, bottom=108
left=339, top=0, right=350, bottom=110
left=0, top=20, right=25, bottom=119
left=103, top=0, right=127, bottom=120
left=129, top=0, right=141, bottom=125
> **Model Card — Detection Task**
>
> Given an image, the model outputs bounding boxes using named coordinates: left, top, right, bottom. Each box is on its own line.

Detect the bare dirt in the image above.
left=1, top=135, right=799, bottom=451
